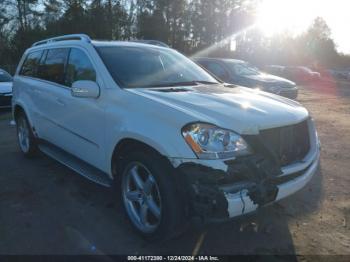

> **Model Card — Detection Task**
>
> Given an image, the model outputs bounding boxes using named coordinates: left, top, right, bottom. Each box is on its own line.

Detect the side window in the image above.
left=40, top=48, right=69, bottom=85
left=65, top=48, right=96, bottom=87
left=206, top=62, right=228, bottom=80
left=233, top=64, right=244, bottom=75
left=20, top=51, right=43, bottom=77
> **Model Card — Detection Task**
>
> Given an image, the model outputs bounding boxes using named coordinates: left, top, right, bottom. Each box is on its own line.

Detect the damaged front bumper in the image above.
left=224, top=147, right=319, bottom=218
left=169, top=119, right=320, bottom=221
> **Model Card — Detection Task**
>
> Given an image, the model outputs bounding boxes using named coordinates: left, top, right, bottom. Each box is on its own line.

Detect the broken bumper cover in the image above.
left=224, top=146, right=320, bottom=218
left=170, top=119, right=320, bottom=220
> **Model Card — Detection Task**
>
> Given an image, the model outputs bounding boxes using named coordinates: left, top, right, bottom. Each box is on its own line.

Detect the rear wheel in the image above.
left=118, top=149, right=185, bottom=240
left=16, top=112, right=37, bottom=157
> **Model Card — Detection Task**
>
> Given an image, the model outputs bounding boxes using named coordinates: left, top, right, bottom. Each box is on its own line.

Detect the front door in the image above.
left=39, top=47, right=105, bottom=169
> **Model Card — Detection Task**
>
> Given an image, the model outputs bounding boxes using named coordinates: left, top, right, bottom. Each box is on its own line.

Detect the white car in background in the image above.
left=12, top=34, right=320, bottom=240
left=0, top=69, right=13, bottom=108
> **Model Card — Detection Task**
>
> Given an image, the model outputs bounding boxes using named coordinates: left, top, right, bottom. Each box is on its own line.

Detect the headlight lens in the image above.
left=182, top=123, right=251, bottom=159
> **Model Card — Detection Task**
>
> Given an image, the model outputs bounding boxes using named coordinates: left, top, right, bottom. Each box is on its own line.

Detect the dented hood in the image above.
left=127, top=84, right=309, bottom=135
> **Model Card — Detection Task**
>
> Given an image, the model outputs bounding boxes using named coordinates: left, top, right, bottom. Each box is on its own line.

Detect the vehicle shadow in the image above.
left=41, top=158, right=323, bottom=256
left=151, top=164, right=324, bottom=256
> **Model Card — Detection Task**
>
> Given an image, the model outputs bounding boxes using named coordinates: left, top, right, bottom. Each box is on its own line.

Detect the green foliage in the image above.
left=0, top=0, right=348, bottom=69
left=236, top=17, right=341, bottom=68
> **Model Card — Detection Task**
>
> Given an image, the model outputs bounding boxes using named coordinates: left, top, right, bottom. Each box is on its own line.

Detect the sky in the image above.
left=256, top=0, right=350, bottom=54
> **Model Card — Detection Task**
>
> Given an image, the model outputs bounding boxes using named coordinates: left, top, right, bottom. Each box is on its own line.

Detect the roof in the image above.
left=28, top=34, right=170, bottom=52
left=91, top=40, right=169, bottom=50
left=32, top=34, right=91, bottom=47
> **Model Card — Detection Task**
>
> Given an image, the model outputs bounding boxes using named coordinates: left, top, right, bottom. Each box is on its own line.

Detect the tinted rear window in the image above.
left=20, top=51, right=43, bottom=77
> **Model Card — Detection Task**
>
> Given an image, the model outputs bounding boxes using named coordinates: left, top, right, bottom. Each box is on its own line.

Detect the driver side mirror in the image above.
left=71, top=80, right=100, bottom=98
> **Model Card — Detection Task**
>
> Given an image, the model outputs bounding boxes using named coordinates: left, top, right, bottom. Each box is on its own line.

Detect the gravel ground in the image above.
left=0, top=83, right=349, bottom=257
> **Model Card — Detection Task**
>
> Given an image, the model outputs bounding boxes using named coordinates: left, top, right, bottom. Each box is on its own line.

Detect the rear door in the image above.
left=33, top=48, right=70, bottom=141
left=17, top=50, right=45, bottom=130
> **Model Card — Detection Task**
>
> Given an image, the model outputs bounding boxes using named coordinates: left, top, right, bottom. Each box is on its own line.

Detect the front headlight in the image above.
left=182, top=123, right=252, bottom=159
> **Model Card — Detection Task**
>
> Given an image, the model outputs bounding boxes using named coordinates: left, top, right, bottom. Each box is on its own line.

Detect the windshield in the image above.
left=0, top=70, right=13, bottom=82
left=226, top=62, right=260, bottom=76
left=96, top=46, right=218, bottom=88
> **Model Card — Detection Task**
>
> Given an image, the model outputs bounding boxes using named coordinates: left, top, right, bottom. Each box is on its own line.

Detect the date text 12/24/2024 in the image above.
left=127, top=256, right=220, bottom=261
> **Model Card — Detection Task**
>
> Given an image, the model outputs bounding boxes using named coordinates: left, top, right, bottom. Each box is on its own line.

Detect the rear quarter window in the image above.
left=20, top=51, right=43, bottom=77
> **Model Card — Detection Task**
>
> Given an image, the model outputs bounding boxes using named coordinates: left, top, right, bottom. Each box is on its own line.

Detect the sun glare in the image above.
left=190, top=0, right=350, bottom=55
left=256, top=0, right=319, bottom=36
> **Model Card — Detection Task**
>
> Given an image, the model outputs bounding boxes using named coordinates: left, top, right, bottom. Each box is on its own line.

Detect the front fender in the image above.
left=105, top=128, right=197, bottom=176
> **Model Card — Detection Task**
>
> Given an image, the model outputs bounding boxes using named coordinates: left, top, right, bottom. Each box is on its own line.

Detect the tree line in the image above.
left=0, top=0, right=349, bottom=73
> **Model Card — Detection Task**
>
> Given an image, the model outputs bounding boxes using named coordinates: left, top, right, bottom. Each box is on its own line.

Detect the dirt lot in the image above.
left=0, top=83, right=349, bottom=257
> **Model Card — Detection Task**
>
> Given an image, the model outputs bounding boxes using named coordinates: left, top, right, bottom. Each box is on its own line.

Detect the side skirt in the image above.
left=38, top=141, right=112, bottom=187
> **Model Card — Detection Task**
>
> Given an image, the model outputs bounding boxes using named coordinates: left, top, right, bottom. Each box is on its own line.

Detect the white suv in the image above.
left=12, top=34, right=320, bottom=239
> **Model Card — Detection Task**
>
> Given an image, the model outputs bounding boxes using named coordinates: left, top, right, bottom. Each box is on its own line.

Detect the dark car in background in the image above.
left=264, top=65, right=286, bottom=77
left=283, top=66, right=321, bottom=83
left=0, top=69, right=13, bottom=108
left=194, top=58, right=298, bottom=99
left=327, top=68, right=350, bottom=80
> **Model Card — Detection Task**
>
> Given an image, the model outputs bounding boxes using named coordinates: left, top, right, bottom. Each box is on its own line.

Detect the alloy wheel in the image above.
left=122, top=162, right=162, bottom=233
left=17, top=117, right=30, bottom=153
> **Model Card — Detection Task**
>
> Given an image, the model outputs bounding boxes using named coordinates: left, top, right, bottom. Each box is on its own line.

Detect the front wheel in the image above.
left=119, top=149, right=185, bottom=240
left=16, top=112, right=38, bottom=157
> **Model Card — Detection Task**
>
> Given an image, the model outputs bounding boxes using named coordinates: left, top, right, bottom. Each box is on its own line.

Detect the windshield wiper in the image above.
left=148, top=80, right=218, bottom=88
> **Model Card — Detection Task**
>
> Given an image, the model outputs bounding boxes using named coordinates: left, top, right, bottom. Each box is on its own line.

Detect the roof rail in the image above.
left=32, top=34, right=92, bottom=47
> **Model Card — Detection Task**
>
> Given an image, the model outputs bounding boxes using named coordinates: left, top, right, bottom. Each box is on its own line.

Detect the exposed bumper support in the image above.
left=225, top=147, right=320, bottom=218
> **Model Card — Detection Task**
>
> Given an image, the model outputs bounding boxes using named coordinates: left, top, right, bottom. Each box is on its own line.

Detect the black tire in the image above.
left=116, top=147, right=186, bottom=240
left=15, top=112, right=38, bottom=157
